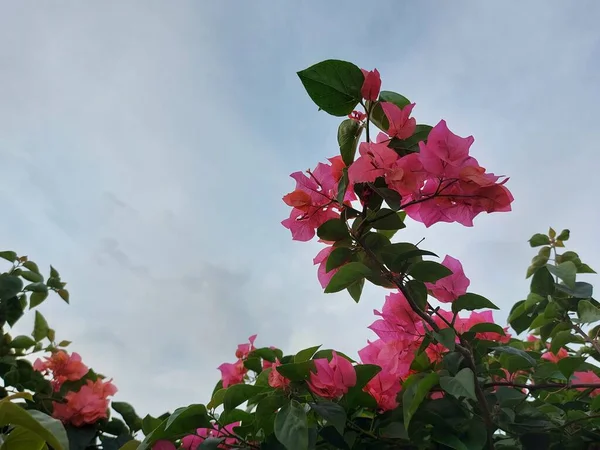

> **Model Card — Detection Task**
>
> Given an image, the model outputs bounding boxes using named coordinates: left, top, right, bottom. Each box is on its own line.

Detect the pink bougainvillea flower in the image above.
left=282, top=158, right=354, bottom=242
left=218, top=359, right=247, bottom=388
left=307, top=351, right=356, bottom=399
left=418, top=120, right=475, bottom=178
left=313, top=244, right=338, bottom=289
left=348, top=110, right=367, bottom=122
left=52, top=378, right=117, bottom=426
left=235, top=335, right=257, bottom=360
left=358, top=339, right=414, bottom=379
left=527, top=335, right=539, bottom=342
left=213, top=423, right=241, bottom=446
left=425, top=255, right=470, bottom=303
left=181, top=428, right=211, bottom=450
left=361, top=68, right=381, bottom=101
left=368, top=291, right=423, bottom=343
left=348, top=141, right=399, bottom=185
left=573, top=371, right=600, bottom=397
left=381, top=102, right=416, bottom=140
left=363, top=369, right=402, bottom=412
left=461, top=311, right=511, bottom=343
left=153, top=441, right=176, bottom=450
left=268, top=359, right=290, bottom=390
left=541, top=345, right=569, bottom=363
left=33, top=350, right=89, bottom=392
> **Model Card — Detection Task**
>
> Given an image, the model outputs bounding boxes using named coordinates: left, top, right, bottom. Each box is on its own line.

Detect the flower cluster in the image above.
left=153, top=423, right=241, bottom=450
left=33, top=350, right=117, bottom=426
left=217, top=335, right=257, bottom=388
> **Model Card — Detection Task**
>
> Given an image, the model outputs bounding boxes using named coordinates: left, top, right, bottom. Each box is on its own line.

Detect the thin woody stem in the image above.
left=572, top=323, right=600, bottom=356
left=485, top=381, right=600, bottom=392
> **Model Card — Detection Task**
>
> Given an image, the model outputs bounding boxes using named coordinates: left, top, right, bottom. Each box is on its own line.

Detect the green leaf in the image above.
left=20, top=271, right=43, bottom=283
left=337, top=119, right=362, bottom=165
left=103, top=418, right=128, bottom=437
left=578, top=300, right=600, bottom=324
left=141, top=414, right=163, bottom=435
left=0, top=251, right=17, bottom=263
left=29, top=291, right=48, bottom=309
left=409, top=261, right=452, bottom=283
left=165, top=404, right=210, bottom=432
left=336, top=168, right=349, bottom=205
left=402, top=372, right=439, bottom=428
left=1, top=425, right=45, bottom=450
left=433, top=328, right=456, bottom=351
left=58, top=289, right=70, bottom=303
left=547, top=262, right=577, bottom=289
left=309, top=402, right=346, bottom=435
left=22, top=261, right=40, bottom=274
left=380, top=242, right=435, bottom=272
left=276, top=361, right=314, bottom=381
left=112, top=401, right=143, bottom=432
left=432, top=432, right=469, bottom=450
left=275, top=400, right=309, bottom=450
left=207, top=388, right=227, bottom=410
left=347, top=278, right=364, bottom=303
left=23, top=283, right=47, bottom=293
left=251, top=347, right=279, bottom=363
left=354, top=364, right=381, bottom=389
left=243, top=356, right=262, bottom=373
left=439, top=368, right=477, bottom=401
left=223, top=385, right=268, bottom=411
left=0, top=403, right=68, bottom=450
left=57, top=340, right=71, bottom=348
left=452, top=293, right=499, bottom=313
left=557, top=357, right=585, bottom=379
left=297, top=60, right=363, bottom=117
left=218, top=408, right=253, bottom=426
left=529, top=234, right=550, bottom=247
left=326, top=247, right=354, bottom=273
left=557, top=229, right=570, bottom=241
left=405, top=280, right=428, bottom=311
left=530, top=267, right=555, bottom=297
left=10, top=335, right=36, bottom=349
left=198, top=438, right=226, bottom=449
left=379, top=188, right=402, bottom=211
left=368, top=208, right=405, bottom=231
left=324, top=263, right=371, bottom=293
left=0, top=275, right=23, bottom=301
left=555, top=281, right=593, bottom=299
left=492, top=346, right=536, bottom=367
left=32, top=311, right=49, bottom=342
left=550, top=330, right=573, bottom=354
left=295, top=345, right=321, bottom=363
left=317, top=219, right=350, bottom=242
left=469, top=322, right=505, bottom=336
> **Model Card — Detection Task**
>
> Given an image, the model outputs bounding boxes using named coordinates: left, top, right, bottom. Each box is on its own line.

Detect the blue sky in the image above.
left=1, top=1, right=599, bottom=416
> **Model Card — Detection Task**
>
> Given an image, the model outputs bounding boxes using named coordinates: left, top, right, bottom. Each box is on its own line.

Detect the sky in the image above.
left=1, top=1, right=599, bottom=418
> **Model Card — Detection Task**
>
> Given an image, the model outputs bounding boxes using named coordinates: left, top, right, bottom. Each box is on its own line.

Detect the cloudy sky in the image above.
left=1, top=1, right=599, bottom=417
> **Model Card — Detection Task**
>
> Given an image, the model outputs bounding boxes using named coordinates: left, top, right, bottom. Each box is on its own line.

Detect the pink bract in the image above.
left=218, top=359, right=247, bottom=388
left=52, top=378, right=117, bottom=427
left=307, top=351, right=356, bottom=399
left=361, top=68, right=381, bottom=101
left=381, top=102, right=416, bottom=140
left=425, top=255, right=470, bottom=303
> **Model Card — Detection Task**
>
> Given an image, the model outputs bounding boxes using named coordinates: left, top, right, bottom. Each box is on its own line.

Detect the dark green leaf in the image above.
left=346, top=278, right=364, bottom=303
left=223, top=385, right=268, bottom=411
left=33, top=310, right=49, bottom=342
left=402, top=372, right=439, bottom=427
left=274, top=400, right=308, bottom=450
left=432, top=432, right=468, bottom=450
left=141, top=415, right=163, bottom=435
left=557, top=357, right=585, bottom=379
left=219, top=408, right=253, bottom=426
left=550, top=330, right=573, bottom=354
left=336, top=168, right=349, bottom=205
left=368, top=208, right=405, bottom=231
left=199, top=438, right=226, bottom=449
left=21, top=270, right=43, bottom=283
left=529, top=234, right=550, bottom=247
left=578, top=300, right=600, bottom=324
left=326, top=247, right=354, bottom=273
left=112, top=401, right=143, bottom=432
left=297, top=59, right=363, bottom=116
left=405, top=280, right=428, bottom=311
left=555, top=281, right=593, bottom=299
left=58, top=289, right=70, bottom=303
left=337, top=119, right=362, bottom=166
left=439, top=368, right=476, bottom=400
left=276, top=361, right=314, bottom=381
left=530, top=267, right=555, bottom=297
left=243, top=356, right=263, bottom=373
left=0, top=251, right=17, bottom=262
left=495, top=386, right=527, bottom=408
left=409, top=261, right=452, bottom=283
left=557, top=229, right=570, bottom=241
left=354, top=364, right=381, bottom=389
left=547, top=262, right=577, bottom=289
left=29, top=291, right=49, bottom=309
left=324, top=263, right=371, bottom=293
left=0, top=275, right=23, bottom=300
left=492, top=346, right=536, bottom=367
left=469, top=322, right=505, bottom=336
left=310, top=402, right=346, bottom=435
left=578, top=263, right=596, bottom=274
left=379, top=188, right=402, bottom=211
left=433, top=328, right=456, bottom=351
left=10, top=335, right=36, bottom=349
left=24, top=282, right=48, bottom=293
left=295, top=345, right=321, bottom=363
left=452, top=293, right=499, bottom=313
left=103, top=418, right=129, bottom=437
left=317, top=219, right=350, bottom=242
left=0, top=405, right=69, bottom=450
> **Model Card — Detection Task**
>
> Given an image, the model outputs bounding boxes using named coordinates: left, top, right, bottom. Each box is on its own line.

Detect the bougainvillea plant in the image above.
left=2, top=59, right=600, bottom=450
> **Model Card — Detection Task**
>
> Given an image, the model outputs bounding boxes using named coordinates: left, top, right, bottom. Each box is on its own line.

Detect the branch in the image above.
left=485, top=381, right=600, bottom=392
left=572, top=323, right=600, bottom=356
